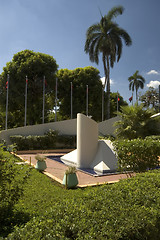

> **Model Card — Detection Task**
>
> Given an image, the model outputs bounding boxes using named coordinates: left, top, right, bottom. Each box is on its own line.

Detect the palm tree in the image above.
left=84, top=6, right=132, bottom=119
left=128, top=70, right=145, bottom=102
left=114, top=103, right=155, bottom=139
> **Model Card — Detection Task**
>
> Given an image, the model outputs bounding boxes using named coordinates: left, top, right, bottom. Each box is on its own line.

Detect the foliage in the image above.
left=139, top=87, right=159, bottom=110
left=3, top=164, right=160, bottom=239
left=99, top=134, right=115, bottom=141
left=84, top=5, right=132, bottom=119
left=0, top=106, right=5, bottom=130
left=1, top=142, right=160, bottom=239
left=145, top=135, right=160, bottom=140
left=65, top=166, right=77, bottom=174
left=0, top=50, right=58, bottom=128
left=114, top=103, right=158, bottom=139
left=128, top=70, right=145, bottom=101
left=57, top=67, right=102, bottom=121
left=113, top=138, right=160, bottom=173
left=0, top=147, right=31, bottom=236
left=110, top=92, right=128, bottom=117
left=35, top=154, right=46, bottom=162
left=10, top=130, right=76, bottom=150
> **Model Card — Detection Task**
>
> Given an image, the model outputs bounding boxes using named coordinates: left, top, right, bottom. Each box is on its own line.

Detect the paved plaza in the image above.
left=17, top=151, right=133, bottom=187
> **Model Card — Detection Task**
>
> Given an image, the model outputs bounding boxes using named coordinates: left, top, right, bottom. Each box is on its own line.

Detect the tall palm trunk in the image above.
left=102, top=53, right=110, bottom=119
left=136, top=87, right=138, bottom=102
left=102, top=53, right=107, bottom=87
left=106, top=55, right=110, bottom=119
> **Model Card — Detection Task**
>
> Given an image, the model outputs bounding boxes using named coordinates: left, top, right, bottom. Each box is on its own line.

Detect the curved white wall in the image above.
left=77, top=113, right=98, bottom=168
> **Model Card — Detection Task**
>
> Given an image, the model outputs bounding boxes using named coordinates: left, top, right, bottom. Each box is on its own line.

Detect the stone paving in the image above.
left=17, top=152, right=134, bottom=187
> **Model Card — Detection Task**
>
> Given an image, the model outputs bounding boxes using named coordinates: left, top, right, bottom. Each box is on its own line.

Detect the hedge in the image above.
left=4, top=168, right=160, bottom=240
left=1, top=146, right=160, bottom=239
left=113, top=138, right=160, bottom=172
left=10, top=129, right=76, bottom=150
left=0, top=147, right=31, bottom=236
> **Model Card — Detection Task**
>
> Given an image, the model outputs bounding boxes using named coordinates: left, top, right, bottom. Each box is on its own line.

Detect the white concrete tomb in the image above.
left=60, top=113, right=117, bottom=173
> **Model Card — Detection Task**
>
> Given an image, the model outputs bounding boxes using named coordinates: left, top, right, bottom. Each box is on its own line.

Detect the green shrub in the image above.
left=113, top=138, right=160, bottom=172
left=10, top=130, right=76, bottom=150
left=0, top=147, right=31, bottom=236
left=6, top=170, right=160, bottom=239
left=145, top=135, right=160, bottom=140
left=2, top=142, right=160, bottom=239
left=114, top=103, right=159, bottom=139
left=99, top=134, right=115, bottom=141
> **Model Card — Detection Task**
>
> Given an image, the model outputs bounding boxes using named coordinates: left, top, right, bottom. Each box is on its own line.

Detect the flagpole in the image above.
left=5, top=74, right=9, bottom=130
left=42, top=76, right=45, bottom=124
left=117, top=91, right=118, bottom=115
left=86, top=85, right=88, bottom=116
left=71, top=82, right=73, bottom=119
left=55, top=78, right=57, bottom=122
left=24, top=76, right=28, bottom=126
left=102, top=87, right=104, bottom=121
left=159, top=85, right=160, bottom=112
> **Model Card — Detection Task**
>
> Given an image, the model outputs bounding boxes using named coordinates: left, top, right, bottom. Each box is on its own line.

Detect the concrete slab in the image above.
left=16, top=152, right=134, bottom=187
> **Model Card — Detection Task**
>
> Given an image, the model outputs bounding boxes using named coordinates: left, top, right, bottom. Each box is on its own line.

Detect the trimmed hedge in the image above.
left=4, top=169, right=160, bottom=240
left=113, top=138, right=160, bottom=172
left=0, top=147, right=31, bottom=236
left=1, top=147, right=160, bottom=239
left=10, top=129, right=76, bottom=150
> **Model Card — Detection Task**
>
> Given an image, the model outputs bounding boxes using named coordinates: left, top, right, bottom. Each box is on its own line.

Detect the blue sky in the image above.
left=0, top=0, right=160, bottom=103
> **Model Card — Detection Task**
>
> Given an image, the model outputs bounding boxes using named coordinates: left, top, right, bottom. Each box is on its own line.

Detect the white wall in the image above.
left=0, top=119, right=77, bottom=144
left=98, top=116, right=120, bottom=137
left=0, top=116, right=119, bottom=145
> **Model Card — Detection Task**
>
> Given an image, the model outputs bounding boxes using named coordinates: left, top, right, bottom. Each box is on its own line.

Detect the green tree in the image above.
left=57, top=67, right=102, bottom=121
left=84, top=6, right=132, bottom=119
left=139, top=87, right=159, bottom=110
left=128, top=70, right=145, bottom=102
left=114, top=103, right=158, bottom=139
left=109, top=92, right=128, bottom=118
left=0, top=50, right=58, bottom=128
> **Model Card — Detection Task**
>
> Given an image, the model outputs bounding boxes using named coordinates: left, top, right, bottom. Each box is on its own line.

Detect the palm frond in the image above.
left=106, top=6, right=124, bottom=21
left=117, top=28, right=132, bottom=46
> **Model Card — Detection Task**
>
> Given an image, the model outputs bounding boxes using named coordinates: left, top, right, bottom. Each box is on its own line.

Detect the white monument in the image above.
left=61, top=113, right=117, bottom=173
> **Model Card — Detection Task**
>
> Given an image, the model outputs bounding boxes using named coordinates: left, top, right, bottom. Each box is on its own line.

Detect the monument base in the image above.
left=61, top=140, right=117, bottom=174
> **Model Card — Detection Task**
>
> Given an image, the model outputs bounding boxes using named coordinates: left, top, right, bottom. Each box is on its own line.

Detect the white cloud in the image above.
left=147, top=80, right=160, bottom=88
left=147, top=70, right=159, bottom=75
left=100, top=77, right=115, bottom=85
left=100, top=77, right=105, bottom=85
left=110, top=79, right=115, bottom=85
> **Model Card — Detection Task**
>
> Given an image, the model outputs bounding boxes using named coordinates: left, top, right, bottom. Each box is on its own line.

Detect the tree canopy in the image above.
left=139, top=87, right=159, bottom=111
left=57, top=67, right=102, bottom=121
left=56, top=67, right=127, bottom=122
left=0, top=50, right=58, bottom=127
left=109, top=92, right=128, bottom=118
